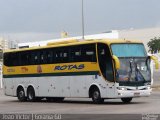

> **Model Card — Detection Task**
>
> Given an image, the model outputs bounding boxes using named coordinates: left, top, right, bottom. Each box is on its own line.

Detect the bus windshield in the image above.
left=111, top=43, right=151, bottom=86
left=111, top=43, right=147, bottom=57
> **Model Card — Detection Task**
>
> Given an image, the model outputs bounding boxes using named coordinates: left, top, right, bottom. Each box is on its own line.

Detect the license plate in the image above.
left=134, top=92, right=140, bottom=96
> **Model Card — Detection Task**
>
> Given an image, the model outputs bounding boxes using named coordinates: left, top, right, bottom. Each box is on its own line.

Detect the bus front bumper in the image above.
left=116, top=88, right=152, bottom=98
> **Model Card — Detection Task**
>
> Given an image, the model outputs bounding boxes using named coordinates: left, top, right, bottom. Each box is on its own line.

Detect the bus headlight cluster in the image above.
left=147, top=86, right=151, bottom=90
left=117, top=87, right=127, bottom=90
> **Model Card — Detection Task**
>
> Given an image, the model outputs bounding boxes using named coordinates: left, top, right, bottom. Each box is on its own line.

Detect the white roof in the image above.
left=18, top=31, right=119, bottom=48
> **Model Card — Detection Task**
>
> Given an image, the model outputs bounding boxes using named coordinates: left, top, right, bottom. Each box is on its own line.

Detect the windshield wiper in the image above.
left=128, top=60, right=133, bottom=81
left=135, top=63, right=145, bottom=82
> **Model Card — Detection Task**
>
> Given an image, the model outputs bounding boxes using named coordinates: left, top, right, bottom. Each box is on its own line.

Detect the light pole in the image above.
left=82, top=0, right=85, bottom=40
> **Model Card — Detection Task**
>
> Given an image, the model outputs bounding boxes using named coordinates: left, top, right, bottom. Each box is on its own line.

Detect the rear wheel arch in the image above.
left=17, top=85, right=26, bottom=102
left=17, top=85, right=25, bottom=96
left=27, top=85, right=36, bottom=95
left=27, top=85, right=36, bottom=101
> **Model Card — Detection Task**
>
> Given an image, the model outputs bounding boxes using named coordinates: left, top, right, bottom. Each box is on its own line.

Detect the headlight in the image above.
left=117, top=87, right=127, bottom=90
left=147, top=86, right=151, bottom=89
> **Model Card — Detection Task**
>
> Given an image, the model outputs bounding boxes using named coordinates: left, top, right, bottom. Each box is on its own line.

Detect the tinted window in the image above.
left=55, top=47, right=69, bottom=63
left=3, top=43, right=97, bottom=66
left=70, top=44, right=96, bottom=62
left=82, top=44, right=96, bottom=62
left=20, top=52, right=31, bottom=65
left=70, top=46, right=82, bottom=62
left=111, top=44, right=147, bottom=57
left=4, top=52, right=19, bottom=66
left=98, top=43, right=114, bottom=82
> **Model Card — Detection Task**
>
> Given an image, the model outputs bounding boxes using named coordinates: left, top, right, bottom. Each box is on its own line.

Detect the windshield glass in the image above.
left=111, top=44, right=147, bottom=57
left=111, top=43, right=151, bottom=86
left=116, top=58, right=151, bottom=85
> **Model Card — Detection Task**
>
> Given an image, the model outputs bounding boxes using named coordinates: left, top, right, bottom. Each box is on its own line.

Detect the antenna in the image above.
left=81, top=0, right=85, bottom=40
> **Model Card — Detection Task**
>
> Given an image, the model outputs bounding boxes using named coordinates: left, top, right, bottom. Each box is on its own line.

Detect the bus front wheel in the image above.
left=27, top=87, right=36, bottom=102
left=121, top=97, right=132, bottom=103
left=91, top=88, right=104, bottom=104
left=17, top=87, right=26, bottom=102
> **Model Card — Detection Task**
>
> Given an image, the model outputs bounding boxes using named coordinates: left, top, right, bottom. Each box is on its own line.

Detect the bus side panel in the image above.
left=85, top=75, right=116, bottom=98
left=70, top=75, right=89, bottom=97
left=13, top=77, right=39, bottom=97
left=3, top=78, right=14, bottom=96
left=38, top=76, right=70, bottom=97
left=37, top=77, right=51, bottom=97
left=4, top=75, right=117, bottom=98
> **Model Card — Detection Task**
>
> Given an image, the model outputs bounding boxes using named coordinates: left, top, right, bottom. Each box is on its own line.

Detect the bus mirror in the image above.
left=150, top=56, right=159, bottom=69
left=112, top=55, right=120, bottom=70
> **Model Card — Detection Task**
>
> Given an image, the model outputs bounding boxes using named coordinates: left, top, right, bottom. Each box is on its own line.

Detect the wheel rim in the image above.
left=28, top=91, right=33, bottom=100
left=93, top=91, right=99, bottom=100
left=19, top=90, right=24, bottom=99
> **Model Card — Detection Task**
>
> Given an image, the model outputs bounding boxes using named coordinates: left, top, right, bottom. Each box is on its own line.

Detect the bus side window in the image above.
left=4, top=53, right=11, bottom=66
left=22, top=52, right=30, bottom=65
left=55, top=47, right=69, bottom=63
left=46, top=50, right=53, bottom=64
left=55, top=49, right=61, bottom=63
left=10, top=52, right=19, bottom=66
left=63, top=50, right=69, bottom=63
left=19, top=52, right=26, bottom=65
left=82, top=44, right=96, bottom=62
left=31, top=51, right=40, bottom=65
left=3, top=53, right=9, bottom=66
left=70, top=46, right=82, bottom=62
left=40, top=50, right=47, bottom=64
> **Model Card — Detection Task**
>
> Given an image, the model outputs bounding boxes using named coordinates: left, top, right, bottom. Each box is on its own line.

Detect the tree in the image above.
left=147, top=37, right=160, bottom=53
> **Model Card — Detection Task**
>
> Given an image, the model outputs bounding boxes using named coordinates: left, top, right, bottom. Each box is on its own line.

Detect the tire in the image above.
left=91, top=88, right=104, bottom=104
left=27, top=87, right=36, bottom=102
left=17, top=87, right=26, bottom=102
left=121, top=97, right=132, bottom=103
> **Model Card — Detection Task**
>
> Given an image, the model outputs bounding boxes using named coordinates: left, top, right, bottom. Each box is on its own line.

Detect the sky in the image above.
left=0, top=0, right=160, bottom=42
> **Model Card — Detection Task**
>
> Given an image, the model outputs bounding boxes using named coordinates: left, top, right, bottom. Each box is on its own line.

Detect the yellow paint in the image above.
left=47, top=39, right=78, bottom=46
left=150, top=56, right=159, bottom=69
left=3, top=62, right=99, bottom=75
left=112, top=55, right=120, bottom=70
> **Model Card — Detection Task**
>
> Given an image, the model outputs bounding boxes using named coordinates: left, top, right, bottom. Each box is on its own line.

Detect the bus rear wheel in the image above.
left=17, top=87, right=26, bottom=102
left=91, top=88, right=104, bottom=104
left=27, top=87, right=36, bottom=102
left=121, top=97, right=132, bottom=103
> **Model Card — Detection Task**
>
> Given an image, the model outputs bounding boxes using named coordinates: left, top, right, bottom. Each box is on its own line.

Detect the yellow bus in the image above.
left=3, top=39, right=158, bottom=103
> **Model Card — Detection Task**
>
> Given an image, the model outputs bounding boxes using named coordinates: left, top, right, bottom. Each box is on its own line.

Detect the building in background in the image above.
left=118, top=27, right=160, bottom=52
left=18, top=27, right=160, bottom=52
left=0, top=37, right=9, bottom=51
left=0, top=37, right=9, bottom=88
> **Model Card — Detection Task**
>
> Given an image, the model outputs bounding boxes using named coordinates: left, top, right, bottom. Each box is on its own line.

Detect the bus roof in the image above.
left=4, top=39, right=142, bottom=53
